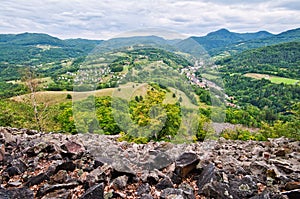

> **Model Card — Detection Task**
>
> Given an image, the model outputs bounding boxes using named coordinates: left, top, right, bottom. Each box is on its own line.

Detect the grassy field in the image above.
left=202, top=73, right=219, bottom=80
left=11, top=83, right=148, bottom=105
left=11, top=82, right=204, bottom=110
left=244, top=73, right=299, bottom=85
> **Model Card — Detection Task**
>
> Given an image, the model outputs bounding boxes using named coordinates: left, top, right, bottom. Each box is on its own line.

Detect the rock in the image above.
left=155, top=176, right=173, bottom=191
left=137, top=183, right=151, bottom=196
left=51, top=170, right=67, bottom=183
left=40, top=189, right=71, bottom=199
left=175, top=152, right=199, bottom=177
left=0, top=144, right=5, bottom=161
left=111, top=175, right=128, bottom=190
left=201, top=181, right=231, bottom=199
left=178, top=183, right=195, bottom=199
left=0, top=187, right=34, bottom=199
left=148, top=151, right=173, bottom=171
left=281, top=189, right=300, bottom=199
left=11, top=159, right=28, bottom=174
left=144, top=171, right=159, bottom=185
left=197, top=163, right=216, bottom=193
left=250, top=188, right=286, bottom=199
left=160, top=188, right=190, bottom=199
left=55, top=161, right=76, bottom=173
left=229, top=175, right=257, bottom=198
left=36, top=182, right=78, bottom=197
left=274, top=148, right=286, bottom=157
left=8, top=180, right=22, bottom=187
left=6, top=166, right=21, bottom=176
left=24, top=173, right=49, bottom=187
left=140, top=194, right=154, bottom=199
left=62, top=140, right=85, bottom=156
left=285, top=182, right=300, bottom=191
left=80, top=183, right=104, bottom=199
left=270, top=159, right=294, bottom=174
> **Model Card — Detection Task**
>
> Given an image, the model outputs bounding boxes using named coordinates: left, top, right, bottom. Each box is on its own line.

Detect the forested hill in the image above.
left=218, top=41, right=300, bottom=79
left=0, top=33, right=102, bottom=65
left=190, top=28, right=300, bottom=55
left=189, top=28, right=273, bottom=54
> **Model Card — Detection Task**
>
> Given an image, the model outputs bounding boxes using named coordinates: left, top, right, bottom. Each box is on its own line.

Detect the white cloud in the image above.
left=0, top=0, right=299, bottom=39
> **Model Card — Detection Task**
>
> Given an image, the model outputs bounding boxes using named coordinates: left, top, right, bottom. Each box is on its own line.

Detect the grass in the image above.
left=244, top=73, right=299, bottom=85
left=11, top=83, right=148, bottom=105
left=202, top=73, right=219, bottom=80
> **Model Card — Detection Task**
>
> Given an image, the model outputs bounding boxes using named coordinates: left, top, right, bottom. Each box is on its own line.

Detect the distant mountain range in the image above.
left=1, top=28, right=300, bottom=57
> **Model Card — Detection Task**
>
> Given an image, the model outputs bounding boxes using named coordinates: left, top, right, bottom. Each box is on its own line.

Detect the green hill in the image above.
left=218, top=41, right=300, bottom=79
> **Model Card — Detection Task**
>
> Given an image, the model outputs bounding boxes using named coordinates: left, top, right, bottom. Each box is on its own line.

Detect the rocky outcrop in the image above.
left=0, top=127, right=299, bottom=198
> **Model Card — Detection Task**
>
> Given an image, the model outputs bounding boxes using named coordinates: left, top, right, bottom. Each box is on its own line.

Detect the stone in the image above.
left=62, top=140, right=85, bottom=155
left=229, top=175, right=257, bottom=198
left=148, top=151, right=173, bottom=171
left=6, top=166, right=20, bottom=176
left=160, top=188, right=187, bottom=199
left=0, top=144, right=5, bottom=161
left=36, top=182, right=78, bottom=197
left=285, top=182, right=300, bottom=191
left=80, top=183, right=104, bottom=199
left=145, top=171, right=159, bottom=185
left=201, top=181, right=231, bottom=199
left=281, top=189, right=300, bottom=199
left=8, top=180, right=22, bottom=187
left=24, top=173, right=49, bottom=187
left=178, top=183, right=195, bottom=199
left=155, top=176, right=173, bottom=191
left=140, top=194, right=154, bottom=199
left=0, top=187, right=34, bottom=199
left=51, top=170, right=67, bottom=183
left=137, top=183, right=151, bottom=196
left=55, top=161, right=76, bottom=173
left=274, top=148, right=286, bottom=157
left=111, top=175, right=128, bottom=190
left=249, top=188, right=283, bottom=199
left=197, top=163, right=216, bottom=193
left=175, top=152, right=199, bottom=177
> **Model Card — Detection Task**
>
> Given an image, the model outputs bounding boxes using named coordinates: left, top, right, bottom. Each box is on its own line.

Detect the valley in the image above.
left=0, top=28, right=299, bottom=142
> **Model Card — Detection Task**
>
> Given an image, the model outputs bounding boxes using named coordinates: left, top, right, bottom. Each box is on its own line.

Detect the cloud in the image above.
left=0, top=0, right=299, bottom=39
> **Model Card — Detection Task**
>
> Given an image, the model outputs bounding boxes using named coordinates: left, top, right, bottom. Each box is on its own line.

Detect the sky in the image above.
left=1, top=0, right=300, bottom=40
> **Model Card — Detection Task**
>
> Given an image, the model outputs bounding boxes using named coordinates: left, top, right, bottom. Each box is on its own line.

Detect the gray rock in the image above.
left=155, top=176, right=173, bottom=191
left=175, top=152, right=199, bottom=177
left=24, top=173, right=49, bottom=187
left=137, top=183, right=151, bottom=196
left=148, top=151, right=173, bottom=171
left=140, top=194, right=154, bottom=199
left=229, top=175, right=257, bottom=198
left=0, top=187, right=34, bottom=199
left=80, top=183, right=104, bottom=199
left=282, top=189, right=300, bottom=199
left=111, top=175, right=128, bottom=190
left=160, top=188, right=190, bottom=199
left=201, top=181, right=231, bottom=199
left=36, top=182, right=78, bottom=197
left=197, top=163, right=216, bottom=193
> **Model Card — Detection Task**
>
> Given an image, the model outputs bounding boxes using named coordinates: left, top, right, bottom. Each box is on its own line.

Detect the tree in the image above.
left=20, top=67, right=47, bottom=131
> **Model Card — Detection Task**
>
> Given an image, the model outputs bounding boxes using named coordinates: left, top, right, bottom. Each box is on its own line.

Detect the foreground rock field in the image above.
left=0, top=127, right=299, bottom=199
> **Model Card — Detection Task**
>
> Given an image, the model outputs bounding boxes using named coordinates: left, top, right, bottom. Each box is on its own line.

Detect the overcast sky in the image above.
left=1, top=0, right=300, bottom=40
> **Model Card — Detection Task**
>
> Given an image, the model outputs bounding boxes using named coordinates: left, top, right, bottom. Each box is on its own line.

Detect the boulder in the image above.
left=175, top=152, right=199, bottom=177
